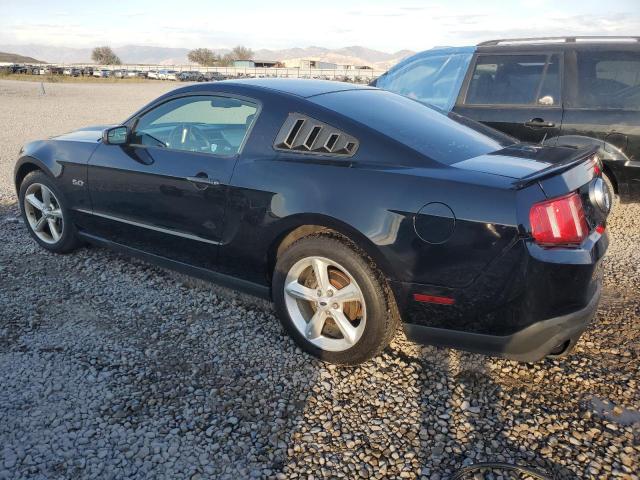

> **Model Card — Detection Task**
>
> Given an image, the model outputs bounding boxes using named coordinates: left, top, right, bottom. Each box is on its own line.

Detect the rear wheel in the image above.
left=19, top=171, right=80, bottom=253
left=273, top=234, right=399, bottom=365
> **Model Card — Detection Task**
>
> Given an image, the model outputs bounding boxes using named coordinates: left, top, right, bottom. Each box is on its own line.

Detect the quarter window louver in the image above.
left=304, top=126, right=322, bottom=150
left=285, top=119, right=305, bottom=148
left=274, top=113, right=359, bottom=157
left=325, top=133, right=339, bottom=151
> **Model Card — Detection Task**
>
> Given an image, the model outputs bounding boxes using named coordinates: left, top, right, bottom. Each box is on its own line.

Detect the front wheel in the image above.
left=19, top=171, right=80, bottom=253
left=273, top=234, right=399, bottom=365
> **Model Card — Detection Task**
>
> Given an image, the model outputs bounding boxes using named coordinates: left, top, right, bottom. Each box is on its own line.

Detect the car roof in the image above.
left=400, top=38, right=638, bottom=62
left=383, top=46, right=476, bottom=74
left=477, top=36, right=639, bottom=47
left=402, top=46, right=477, bottom=58
left=476, top=36, right=640, bottom=52
left=216, top=78, right=376, bottom=98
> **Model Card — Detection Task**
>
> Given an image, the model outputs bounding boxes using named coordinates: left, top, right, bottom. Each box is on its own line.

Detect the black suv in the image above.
left=374, top=36, right=640, bottom=204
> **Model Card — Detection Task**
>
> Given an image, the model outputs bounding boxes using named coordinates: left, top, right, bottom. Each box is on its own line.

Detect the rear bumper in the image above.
left=403, top=281, right=601, bottom=362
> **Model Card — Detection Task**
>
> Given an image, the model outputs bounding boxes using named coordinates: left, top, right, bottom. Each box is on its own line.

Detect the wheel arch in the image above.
left=14, top=156, right=57, bottom=193
left=601, top=163, right=619, bottom=194
left=551, top=134, right=629, bottom=193
left=266, top=214, right=396, bottom=284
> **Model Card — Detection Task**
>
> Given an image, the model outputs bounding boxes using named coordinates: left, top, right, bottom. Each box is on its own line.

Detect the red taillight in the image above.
left=591, top=155, right=602, bottom=176
left=529, top=192, right=589, bottom=246
left=593, top=163, right=601, bottom=176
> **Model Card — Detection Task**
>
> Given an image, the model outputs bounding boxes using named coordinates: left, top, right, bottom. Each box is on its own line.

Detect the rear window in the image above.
left=310, top=89, right=513, bottom=165
left=575, top=50, right=640, bottom=110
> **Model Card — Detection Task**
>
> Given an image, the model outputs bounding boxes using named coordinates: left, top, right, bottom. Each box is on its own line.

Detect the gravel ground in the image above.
left=0, top=79, right=638, bottom=479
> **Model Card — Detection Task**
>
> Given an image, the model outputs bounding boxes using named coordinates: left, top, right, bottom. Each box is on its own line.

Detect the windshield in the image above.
left=375, top=49, right=473, bottom=111
left=310, top=89, right=514, bottom=165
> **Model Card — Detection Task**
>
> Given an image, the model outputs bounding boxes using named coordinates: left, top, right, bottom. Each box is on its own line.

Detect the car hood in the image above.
left=451, top=143, right=598, bottom=183
left=53, top=125, right=115, bottom=143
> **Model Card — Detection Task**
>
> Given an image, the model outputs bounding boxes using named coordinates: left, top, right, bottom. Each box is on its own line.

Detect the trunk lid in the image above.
left=452, top=143, right=610, bottom=232
left=451, top=143, right=599, bottom=185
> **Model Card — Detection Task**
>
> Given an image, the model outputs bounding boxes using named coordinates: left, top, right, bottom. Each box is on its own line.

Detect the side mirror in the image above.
left=102, top=125, right=129, bottom=145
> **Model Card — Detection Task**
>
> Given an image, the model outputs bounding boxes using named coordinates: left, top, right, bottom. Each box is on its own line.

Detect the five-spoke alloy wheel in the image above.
left=19, top=171, right=79, bottom=253
left=273, top=234, right=399, bottom=365
left=284, top=256, right=367, bottom=352
left=23, top=183, right=64, bottom=244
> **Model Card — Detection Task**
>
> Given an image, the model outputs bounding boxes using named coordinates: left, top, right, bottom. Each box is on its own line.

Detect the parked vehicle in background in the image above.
left=92, top=69, right=111, bottom=78
left=14, top=79, right=609, bottom=365
left=374, top=37, right=640, bottom=204
left=63, top=67, right=81, bottom=77
left=82, top=67, right=94, bottom=77
left=9, top=64, right=29, bottom=74
left=157, top=69, right=178, bottom=80
left=178, top=71, right=200, bottom=81
left=198, top=71, right=227, bottom=82
left=147, top=70, right=159, bottom=79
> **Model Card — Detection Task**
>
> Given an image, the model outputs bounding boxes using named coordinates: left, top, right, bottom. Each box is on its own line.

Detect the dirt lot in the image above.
left=0, top=79, right=638, bottom=479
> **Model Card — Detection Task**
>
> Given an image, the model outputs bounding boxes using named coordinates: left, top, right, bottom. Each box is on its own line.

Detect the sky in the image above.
left=0, top=0, right=639, bottom=52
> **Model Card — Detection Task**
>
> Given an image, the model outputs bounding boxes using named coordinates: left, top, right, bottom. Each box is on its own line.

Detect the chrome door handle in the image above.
left=187, top=176, right=220, bottom=186
left=525, top=118, right=555, bottom=128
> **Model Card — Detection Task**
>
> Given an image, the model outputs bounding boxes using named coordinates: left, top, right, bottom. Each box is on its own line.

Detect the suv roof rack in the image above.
left=478, top=36, right=640, bottom=46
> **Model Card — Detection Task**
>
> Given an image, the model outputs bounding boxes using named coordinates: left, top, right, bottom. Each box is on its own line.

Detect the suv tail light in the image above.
left=529, top=192, right=589, bottom=246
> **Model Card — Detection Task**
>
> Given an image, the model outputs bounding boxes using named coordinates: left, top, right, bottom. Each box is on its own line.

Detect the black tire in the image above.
left=602, top=172, right=619, bottom=211
left=18, top=170, right=80, bottom=254
left=273, top=234, right=399, bottom=365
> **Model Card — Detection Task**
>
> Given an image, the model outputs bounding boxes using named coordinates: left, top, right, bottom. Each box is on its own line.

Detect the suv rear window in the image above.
left=310, top=89, right=513, bottom=165
left=575, top=50, right=640, bottom=110
left=466, top=54, right=561, bottom=106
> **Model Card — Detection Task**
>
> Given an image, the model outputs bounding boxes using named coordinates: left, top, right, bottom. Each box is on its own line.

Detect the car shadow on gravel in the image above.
left=391, top=346, right=580, bottom=479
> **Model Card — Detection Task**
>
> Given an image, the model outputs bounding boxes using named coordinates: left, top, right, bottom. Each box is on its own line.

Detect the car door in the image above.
left=454, top=52, right=564, bottom=144
left=561, top=47, right=640, bottom=185
left=86, top=94, right=259, bottom=270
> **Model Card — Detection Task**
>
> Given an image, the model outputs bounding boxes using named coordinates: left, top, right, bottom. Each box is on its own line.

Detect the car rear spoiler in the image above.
left=512, top=145, right=599, bottom=189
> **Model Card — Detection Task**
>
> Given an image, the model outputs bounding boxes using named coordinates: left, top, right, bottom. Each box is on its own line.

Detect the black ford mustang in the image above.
left=14, top=79, right=610, bottom=365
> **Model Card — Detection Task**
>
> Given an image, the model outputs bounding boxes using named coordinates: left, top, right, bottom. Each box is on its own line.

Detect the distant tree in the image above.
left=231, top=46, right=253, bottom=60
left=217, top=46, right=254, bottom=66
left=91, top=46, right=121, bottom=65
left=218, top=53, right=234, bottom=66
left=187, top=48, right=218, bottom=66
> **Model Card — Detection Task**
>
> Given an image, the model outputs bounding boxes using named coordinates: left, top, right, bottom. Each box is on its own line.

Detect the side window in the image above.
left=375, top=52, right=473, bottom=111
left=466, top=54, right=561, bottom=106
left=131, top=95, right=258, bottom=155
left=575, top=51, right=640, bottom=110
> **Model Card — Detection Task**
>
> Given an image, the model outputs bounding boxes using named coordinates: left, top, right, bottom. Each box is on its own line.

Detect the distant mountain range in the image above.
left=0, top=44, right=414, bottom=69
left=0, top=51, right=44, bottom=63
